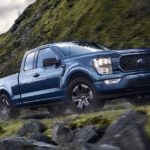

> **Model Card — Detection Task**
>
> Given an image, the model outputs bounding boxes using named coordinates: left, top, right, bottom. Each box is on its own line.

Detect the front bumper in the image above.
left=94, top=72, right=150, bottom=99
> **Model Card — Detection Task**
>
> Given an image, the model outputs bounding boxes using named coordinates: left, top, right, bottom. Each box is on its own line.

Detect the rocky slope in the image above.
left=0, top=109, right=150, bottom=150
left=0, top=0, right=150, bottom=77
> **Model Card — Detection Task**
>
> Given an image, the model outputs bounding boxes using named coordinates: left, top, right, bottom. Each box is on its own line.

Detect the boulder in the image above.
left=18, top=120, right=47, bottom=136
left=100, top=110, right=148, bottom=150
left=73, top=125, right=100, bottom=143
left=59, top=142, right=120, bottom=150
left=0, top=137, right=56, bottom=150
left=30, top=133, right=57, bottom=145
left=99, top=145, right=120, bottom=150
left=51, top=123, right=74, bottom=144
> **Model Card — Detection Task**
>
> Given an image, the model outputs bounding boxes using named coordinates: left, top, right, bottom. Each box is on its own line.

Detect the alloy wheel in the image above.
left=0, top=98, right=10, bottom=120
left=72, top=84, right=93, bottom=109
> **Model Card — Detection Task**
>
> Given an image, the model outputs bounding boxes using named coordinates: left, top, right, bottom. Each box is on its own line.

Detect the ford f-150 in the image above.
left=0, top=41, right=150, bottom=119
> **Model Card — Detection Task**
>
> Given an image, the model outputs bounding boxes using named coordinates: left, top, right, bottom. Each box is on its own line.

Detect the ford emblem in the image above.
left=137, top=58, right=145, bottom=65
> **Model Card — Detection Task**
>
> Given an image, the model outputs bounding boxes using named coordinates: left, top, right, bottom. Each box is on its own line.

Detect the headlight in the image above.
left=93, top=57, right=112, bottom=74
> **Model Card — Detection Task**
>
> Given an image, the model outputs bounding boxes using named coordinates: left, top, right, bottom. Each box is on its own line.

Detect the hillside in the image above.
left=0, top=0, right=150, bottom=77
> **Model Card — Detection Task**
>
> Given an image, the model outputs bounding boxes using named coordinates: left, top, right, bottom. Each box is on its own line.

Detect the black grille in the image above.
left=119, top=53, right=150, bottom=72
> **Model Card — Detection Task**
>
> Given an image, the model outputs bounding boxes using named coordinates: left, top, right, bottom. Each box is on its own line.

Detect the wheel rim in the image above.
left=0, top=98, right=10, bottom=120
left=72, top=84, right=93, bottom=110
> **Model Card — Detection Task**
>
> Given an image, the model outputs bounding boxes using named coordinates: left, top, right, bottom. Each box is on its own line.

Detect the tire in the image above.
left=68, top=77, right=104, bottom=113
left=47, top=104, right=67, bottom=117
left=127, top=95, right=150, bottom=106
left=0, top=94, right=20, bottom=120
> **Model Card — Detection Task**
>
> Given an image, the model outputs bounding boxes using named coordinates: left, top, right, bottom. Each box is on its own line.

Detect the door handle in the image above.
left=33, top=73, right=40, bottom=78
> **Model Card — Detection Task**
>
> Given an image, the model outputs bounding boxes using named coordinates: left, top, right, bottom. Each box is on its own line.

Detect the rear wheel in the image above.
left=68, top=77, right=104, bottom=113
left=0, top=94, right=20, bottom=120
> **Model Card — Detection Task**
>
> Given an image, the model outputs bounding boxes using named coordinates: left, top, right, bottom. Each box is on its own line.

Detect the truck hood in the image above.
left=64, top=48, right=150, bottom=62
left=114, top=48, right=150, bottom=55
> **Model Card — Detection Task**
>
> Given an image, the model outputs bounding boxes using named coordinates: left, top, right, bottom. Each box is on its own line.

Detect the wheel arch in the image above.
left=66, top=70, right=94, bottom=87
left=0, top=88, right=20, bottom=119
left=0, top=89, right=11, bottom=99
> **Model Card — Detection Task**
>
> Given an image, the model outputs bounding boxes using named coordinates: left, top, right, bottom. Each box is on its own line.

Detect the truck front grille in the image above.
left=119, top=53, right=150, bottom=72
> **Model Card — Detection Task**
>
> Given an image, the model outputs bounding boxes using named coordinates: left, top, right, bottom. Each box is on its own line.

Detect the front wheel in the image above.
left=68, top=77, right=104, bottom=113
left=0, top=94, right=20, bottom=120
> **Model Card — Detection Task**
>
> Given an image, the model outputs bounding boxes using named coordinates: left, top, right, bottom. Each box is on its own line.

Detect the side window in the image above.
left=24, top=52, right=35, bottom=71
left=37, top=48, right=56, bottom=68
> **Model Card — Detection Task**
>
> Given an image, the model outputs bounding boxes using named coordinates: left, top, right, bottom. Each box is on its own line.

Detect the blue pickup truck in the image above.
left=0, top=41, right=150, bottom=119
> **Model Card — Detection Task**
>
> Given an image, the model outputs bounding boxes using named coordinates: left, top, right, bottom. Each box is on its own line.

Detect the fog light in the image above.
left=104, top=78, right=121, bottom=84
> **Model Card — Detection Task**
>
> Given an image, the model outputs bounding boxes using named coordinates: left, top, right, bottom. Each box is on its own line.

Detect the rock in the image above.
left=10, top=6, right=31, bottom=33
left=30, top=140, right=56, bottom=150
left=32, top=11, right=42, bottom=22
left=51, top=123, right=74, bottom=144
left=18, top=120, right=47, bottom=136
left=0, top=137, right=56, bottom=150
left=59, top=142, right=120, bottom=150
left=73, top=125, right=100, bottom=143
left=100, top=110, right=148, bottom=150
left=30, top=133, right=57, bottom=145
left=99, top=145, right=120, bottom=150
left=21, top=113, right=51, bottom=120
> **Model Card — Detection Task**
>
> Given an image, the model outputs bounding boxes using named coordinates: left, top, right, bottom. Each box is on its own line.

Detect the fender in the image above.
left=61, top=65, right=95, bottom=88
left=0, top=85, right=12, bottom=100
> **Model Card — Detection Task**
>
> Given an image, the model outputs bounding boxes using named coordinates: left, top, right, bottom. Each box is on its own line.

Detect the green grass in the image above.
left=0, top=120, right=24, bottom=138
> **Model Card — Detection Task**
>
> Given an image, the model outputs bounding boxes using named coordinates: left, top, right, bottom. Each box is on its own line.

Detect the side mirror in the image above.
left=43, top=58, right=59, bottom=67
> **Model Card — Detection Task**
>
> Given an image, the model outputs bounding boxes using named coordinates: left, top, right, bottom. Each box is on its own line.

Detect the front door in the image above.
left=19, top=47, right=64, bottom=104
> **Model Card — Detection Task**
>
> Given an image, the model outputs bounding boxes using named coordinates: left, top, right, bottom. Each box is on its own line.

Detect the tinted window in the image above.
left=24, top=52, right=35, bottom=71
left=37, top=48, right=56, bottom=68
left=55, top=42, right=107, bottom=57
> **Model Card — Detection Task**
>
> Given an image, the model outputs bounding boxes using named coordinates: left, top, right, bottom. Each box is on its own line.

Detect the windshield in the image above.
left=55, top=42, right=108, bottom=57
